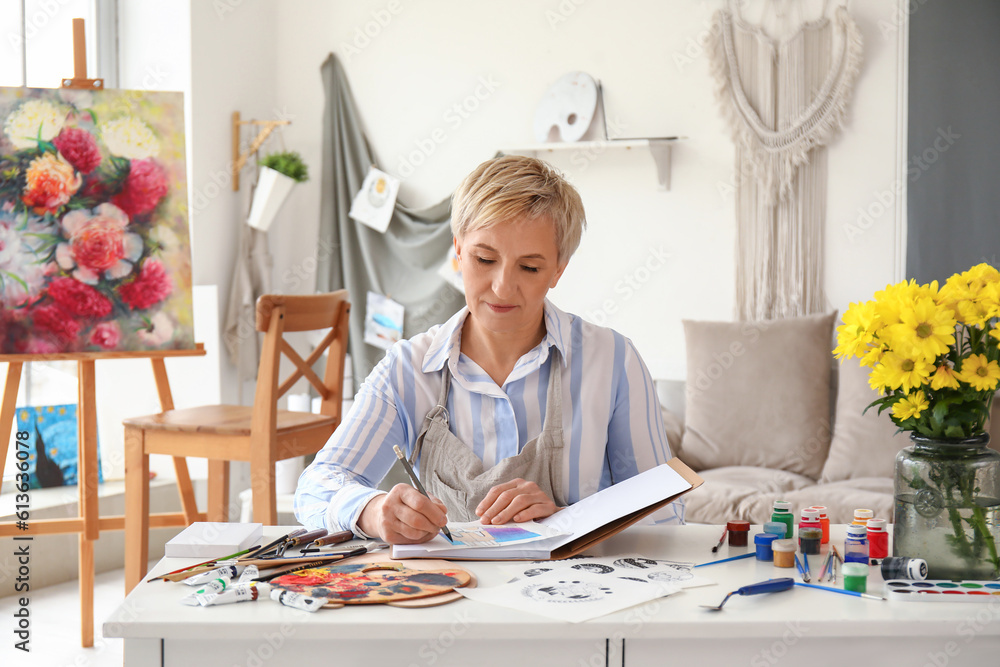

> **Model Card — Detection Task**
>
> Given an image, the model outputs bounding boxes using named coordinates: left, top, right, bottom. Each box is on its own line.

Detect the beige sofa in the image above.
left=657, top=312, right=1000, bottom=525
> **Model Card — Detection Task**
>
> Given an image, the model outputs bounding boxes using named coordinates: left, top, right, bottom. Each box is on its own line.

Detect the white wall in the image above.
left=268, top=0, right=907, bottom=381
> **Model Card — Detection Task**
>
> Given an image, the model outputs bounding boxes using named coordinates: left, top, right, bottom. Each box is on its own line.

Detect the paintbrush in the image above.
left=795, top=582, right=885, bottom=601
left=794, top=552, right=811, bottom=582
left=818, top=550, right=834, bottom=581
left=251, top=543, right=383, bottom=582
left=711, top=527, right=728, bottom=553
left=694, top=552, right=755, bottom=568
left=147, top=544, right=262, bottom=582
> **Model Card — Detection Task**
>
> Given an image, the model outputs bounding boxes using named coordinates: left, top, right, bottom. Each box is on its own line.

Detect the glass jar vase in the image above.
left=893, top=433, right=1000, bottom=580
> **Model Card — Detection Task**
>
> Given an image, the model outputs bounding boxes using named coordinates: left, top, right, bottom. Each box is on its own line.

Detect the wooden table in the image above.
left=105, top=524, right=1000, bottom=666
left=0, top=347, right=205, bottom=647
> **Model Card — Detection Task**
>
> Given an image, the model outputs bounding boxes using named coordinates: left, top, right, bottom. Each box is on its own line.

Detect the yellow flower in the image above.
left=860, top=342, right=887, bottom=368
left=868, top=362, right=893, bottom=395
left=991, top=324, right=1000, bottom=346
left=3, top=99, right=65, bottom=149
left=892, top=390, right=929, bottom=421
left=930, top=363, right=961, bottom=390
left=99, top=116, right=159, bottom=159
left=957, top=354, right=1000, bottom=392
left=833, top=300, right=880, bottom=360
left=888, top=297, right=956, bottom=361
left=879, top=351, right=933, bottom=392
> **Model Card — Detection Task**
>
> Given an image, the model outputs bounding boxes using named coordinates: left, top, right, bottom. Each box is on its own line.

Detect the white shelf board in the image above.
left=500, top=137, right=680, bottom=190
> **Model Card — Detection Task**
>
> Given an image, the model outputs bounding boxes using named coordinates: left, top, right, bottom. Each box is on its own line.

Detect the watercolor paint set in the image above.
left=884, top=580, right=1000, bottom=601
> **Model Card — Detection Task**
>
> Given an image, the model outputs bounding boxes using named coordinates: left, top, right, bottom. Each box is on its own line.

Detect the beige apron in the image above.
left=409, top=350, right=566, bottom=522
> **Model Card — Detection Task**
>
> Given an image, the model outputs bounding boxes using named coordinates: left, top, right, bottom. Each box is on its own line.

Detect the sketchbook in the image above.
left=392, top=458, right=703, bottom=561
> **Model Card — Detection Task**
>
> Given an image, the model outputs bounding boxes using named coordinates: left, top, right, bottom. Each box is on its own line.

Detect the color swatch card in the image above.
left=458, top=568, right=677, bottom=623
left=501, top=554, right=715, bottom=590
left=884, top=580, right=1000, bottom=601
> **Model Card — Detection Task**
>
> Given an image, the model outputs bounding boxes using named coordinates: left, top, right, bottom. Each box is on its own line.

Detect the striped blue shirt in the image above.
left=294, top=299, right=684, bottom=534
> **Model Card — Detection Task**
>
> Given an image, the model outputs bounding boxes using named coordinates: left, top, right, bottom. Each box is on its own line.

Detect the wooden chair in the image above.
left=124, top=291, right=350, bottom=591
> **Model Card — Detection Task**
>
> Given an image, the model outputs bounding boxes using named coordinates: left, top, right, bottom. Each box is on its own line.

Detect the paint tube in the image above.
left=269, top=588, right=326, bottom=613
left=197, top=583, right=260, bottom=607
left=180, top=578, right=230, bottom=606
left=182, top=564, right=239, bottom=586
left=237, top=564, right=259, bottom=584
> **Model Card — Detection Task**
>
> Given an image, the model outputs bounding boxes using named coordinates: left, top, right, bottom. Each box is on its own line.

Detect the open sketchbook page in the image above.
left=420, top=520, right=568, bottom=552
left=392, top=462, right=693, bottom=560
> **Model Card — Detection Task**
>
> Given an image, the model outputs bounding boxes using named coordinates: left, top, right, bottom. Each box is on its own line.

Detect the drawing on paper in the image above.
left=448, top=524, right=542, bottom=548
left=521, top=579, right=613, bottom=603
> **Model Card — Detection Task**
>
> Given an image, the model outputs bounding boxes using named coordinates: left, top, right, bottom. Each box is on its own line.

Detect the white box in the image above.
left=164, top=522, right=263, bottom=559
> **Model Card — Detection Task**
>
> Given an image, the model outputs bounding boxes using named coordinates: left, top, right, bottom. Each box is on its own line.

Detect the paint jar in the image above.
left=880, top=557, right=928, bottom=581
left=754, top=533, right=779, bottom=562
left=842, top=563, right=868, bottom=593
left=866, top=518, right=889, bottom=561
left=844, top=524, right=869, bottom=564
left=772, top=539, right=797, bottom=568
left=852, top=508, right=874, bottom=526
left=763, top=521, right=787, bottom=538
left=771, top=500, right=795, bottom=539
left=798, top=508, right=821, bottom=536
left=727, top=520, right=751, bottom=547
left=809, top=505, right=830, bottom=544
left=798, top=528, right=822, bottom=555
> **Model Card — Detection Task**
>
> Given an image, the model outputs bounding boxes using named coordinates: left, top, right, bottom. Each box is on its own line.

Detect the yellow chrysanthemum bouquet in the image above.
left=835, top=263, right=1000, bottom=579
left=835, top=263, right=1000, bottom=437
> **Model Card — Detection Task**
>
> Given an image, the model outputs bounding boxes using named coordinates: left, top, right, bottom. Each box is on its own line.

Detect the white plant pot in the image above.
left=247, top=166, right=297, bottom=231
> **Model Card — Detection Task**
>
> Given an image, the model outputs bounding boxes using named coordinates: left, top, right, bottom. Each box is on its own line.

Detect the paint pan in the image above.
left=884, top=580, right=1000, bottom=602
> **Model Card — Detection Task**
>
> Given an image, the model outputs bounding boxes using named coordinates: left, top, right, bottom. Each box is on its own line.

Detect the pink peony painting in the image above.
left=0, top=87, right=193, bottom=354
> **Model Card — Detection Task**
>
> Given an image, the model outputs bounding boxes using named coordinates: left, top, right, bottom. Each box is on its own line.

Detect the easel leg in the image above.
left=124, top=424, right=150, bottom=593
left=0, top=362, right=23, bottom=491
left=79, top=533, right=94, bottom=647
left=78, top=361, right=99, bottom=647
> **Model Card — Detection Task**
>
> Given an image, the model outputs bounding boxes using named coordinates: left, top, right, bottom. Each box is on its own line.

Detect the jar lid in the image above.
left=727, top=520, right=750, bottom=531
left=800, top=508, right=820, bottom=520
left=772, top=539, right=796, bottom=552
left=763, top=521, right=787, bottom=536
left=799, top=527, right=822, bottom=539
left=867, top=518, right=887, bottom=531
left=809, top=505, right=828, bottom=518
left=853, top=508, right=874, bottom=520
left=773, top=500, right=792, bottom=511
left=846, top=524, right=868, bottom=538
left=754, top=532, right=779, bottom=545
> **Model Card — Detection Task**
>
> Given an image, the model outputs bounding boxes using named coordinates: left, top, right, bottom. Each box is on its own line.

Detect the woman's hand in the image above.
left=476, top=478, right=558, bottom=525
left=357, top=484, right=449, bottom=544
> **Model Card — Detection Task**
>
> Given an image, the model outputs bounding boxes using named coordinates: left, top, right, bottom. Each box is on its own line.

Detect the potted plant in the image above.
left=834, top=263, right=1000, bottom=579
left=247, top=151, right=309, bottom=231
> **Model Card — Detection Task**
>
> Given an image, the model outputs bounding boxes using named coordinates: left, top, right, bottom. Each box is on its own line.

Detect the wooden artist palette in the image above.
left=269, top=557, right=475, bottom=608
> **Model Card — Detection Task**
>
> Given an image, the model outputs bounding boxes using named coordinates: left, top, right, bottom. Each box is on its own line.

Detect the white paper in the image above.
left=349, top=167, right=400, bottom=233
left=458, top=568, right=674, bottom=623
left=501, top=553, right=714, bottom=590
left=363, top=291, right=404, bottom=350
left=420, top=520, right=569, bottom=552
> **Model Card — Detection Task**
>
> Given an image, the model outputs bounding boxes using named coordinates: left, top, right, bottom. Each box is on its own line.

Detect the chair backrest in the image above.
left=253, top=291, right=351, bottom=432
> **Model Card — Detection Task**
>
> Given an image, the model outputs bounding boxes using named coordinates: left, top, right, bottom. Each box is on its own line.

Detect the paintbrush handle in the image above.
left=694, top=552, right=756, bottom=567
left=795, top=582, right=884, bottom=600
left=309, top=530, right=355, bottom=547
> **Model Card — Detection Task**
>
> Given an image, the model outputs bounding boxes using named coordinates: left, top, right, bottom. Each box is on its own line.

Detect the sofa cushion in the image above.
left=682, top=466, right=894, bottom=525
left=679, top=312, right=837, bottom=479
left=821, top=359, right=908, bottom=483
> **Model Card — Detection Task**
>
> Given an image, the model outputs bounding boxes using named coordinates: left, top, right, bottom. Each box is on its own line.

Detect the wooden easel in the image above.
left=0, top=19, right=206, bottom=648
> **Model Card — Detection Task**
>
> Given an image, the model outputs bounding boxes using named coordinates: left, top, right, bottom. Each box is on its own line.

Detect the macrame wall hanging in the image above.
left=708, top=0, right=863, bottom=321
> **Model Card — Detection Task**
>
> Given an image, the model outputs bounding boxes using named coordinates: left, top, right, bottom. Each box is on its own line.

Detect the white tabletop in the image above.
left=104, top=523, right=1000, bottom=643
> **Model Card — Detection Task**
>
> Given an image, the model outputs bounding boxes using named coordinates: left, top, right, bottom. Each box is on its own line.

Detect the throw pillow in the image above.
left=820, top=358, right=908, bottom=483
left=679, top=311, right=837, bottom=479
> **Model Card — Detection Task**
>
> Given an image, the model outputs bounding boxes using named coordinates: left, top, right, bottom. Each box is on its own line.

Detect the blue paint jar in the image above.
left=754, top=533, right=779, bottom=562
left=763, top=521, right=787, bottom=538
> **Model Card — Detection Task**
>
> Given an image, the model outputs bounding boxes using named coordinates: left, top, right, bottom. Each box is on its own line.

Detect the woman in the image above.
left=295, top=155, right=682, bottom=543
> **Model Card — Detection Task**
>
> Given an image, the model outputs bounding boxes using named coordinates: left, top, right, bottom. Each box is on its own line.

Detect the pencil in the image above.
left=392, top=445, right=453, bottom=542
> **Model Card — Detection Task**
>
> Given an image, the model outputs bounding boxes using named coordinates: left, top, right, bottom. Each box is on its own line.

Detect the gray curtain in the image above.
left=907, top=1, right=1000, bottom=282
left=317, top=53, right=465, bottom=390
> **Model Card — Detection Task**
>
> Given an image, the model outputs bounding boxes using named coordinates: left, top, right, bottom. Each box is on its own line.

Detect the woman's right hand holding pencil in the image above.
left=357, top=485, right=449, bottom=544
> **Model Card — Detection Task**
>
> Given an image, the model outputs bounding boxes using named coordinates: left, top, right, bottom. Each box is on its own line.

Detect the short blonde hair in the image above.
left=451, top=155, right=586, bottom=262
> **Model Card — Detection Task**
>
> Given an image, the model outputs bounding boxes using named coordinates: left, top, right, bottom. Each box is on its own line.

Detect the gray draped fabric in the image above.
left=223, top=222, right=272, bottom=384
left=317, top=53, right=465, bottom=391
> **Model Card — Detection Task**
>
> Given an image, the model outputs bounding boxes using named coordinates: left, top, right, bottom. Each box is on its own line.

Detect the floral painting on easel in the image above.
left=0, top=87, right=193, bottom=354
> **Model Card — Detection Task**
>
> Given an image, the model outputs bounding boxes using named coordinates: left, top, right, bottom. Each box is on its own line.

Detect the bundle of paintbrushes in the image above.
left=816, top=546, right=843, bottom=584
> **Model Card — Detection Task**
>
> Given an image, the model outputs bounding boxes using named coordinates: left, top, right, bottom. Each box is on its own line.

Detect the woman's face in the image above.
left=455, top=216, right=567, bottom=342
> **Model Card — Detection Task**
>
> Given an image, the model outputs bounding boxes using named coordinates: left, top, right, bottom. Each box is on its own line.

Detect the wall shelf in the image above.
left=500, top=137, right=680, bottom=190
